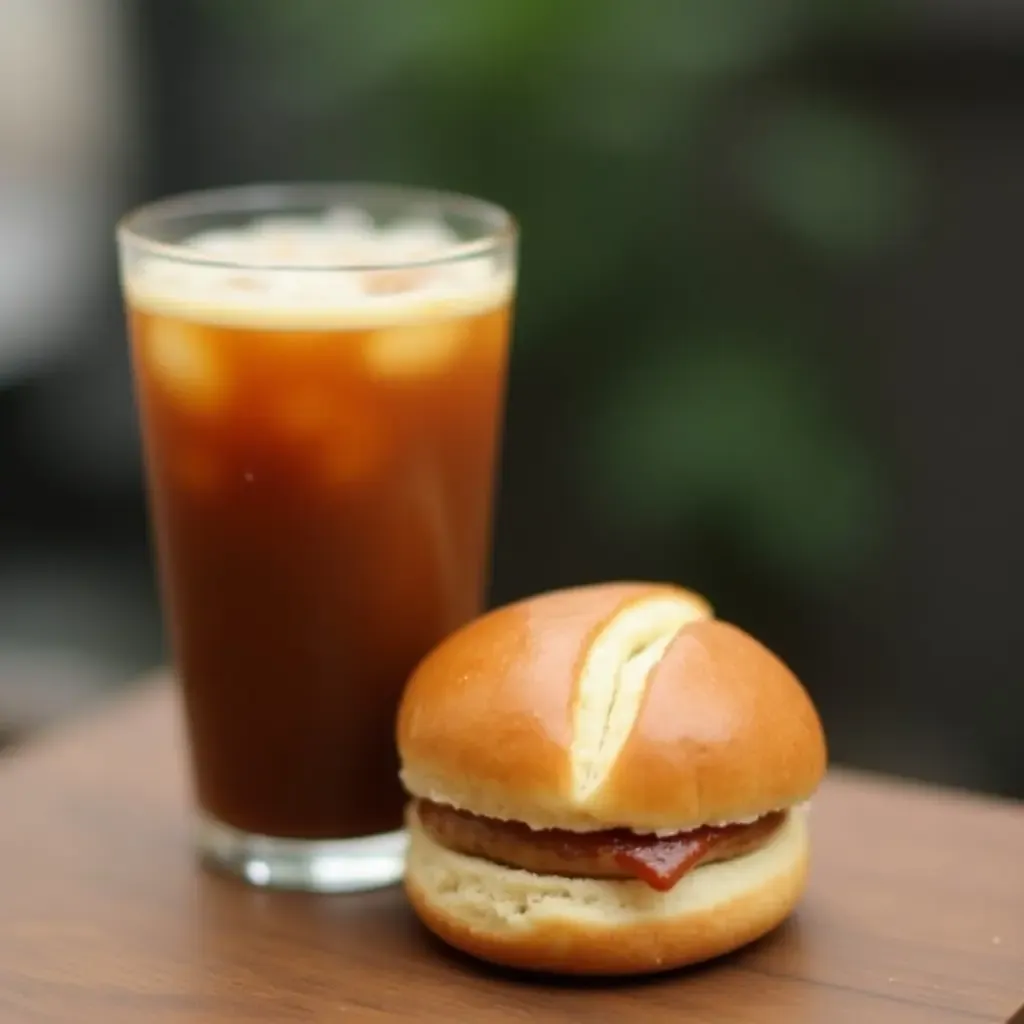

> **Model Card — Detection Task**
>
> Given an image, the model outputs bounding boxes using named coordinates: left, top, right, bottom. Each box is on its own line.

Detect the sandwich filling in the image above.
left=415, top=799, right=786, bottom=892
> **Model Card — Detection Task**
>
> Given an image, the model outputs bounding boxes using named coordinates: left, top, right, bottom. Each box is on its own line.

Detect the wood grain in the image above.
left=0, top=679, right=1021, bottom=1023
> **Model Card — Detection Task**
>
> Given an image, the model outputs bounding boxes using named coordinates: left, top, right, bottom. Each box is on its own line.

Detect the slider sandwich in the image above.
left=398, top=582, right=826, bottom=975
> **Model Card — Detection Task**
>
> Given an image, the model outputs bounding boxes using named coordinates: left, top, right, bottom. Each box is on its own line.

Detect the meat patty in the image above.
left=415, top=800, right=787, bottom=892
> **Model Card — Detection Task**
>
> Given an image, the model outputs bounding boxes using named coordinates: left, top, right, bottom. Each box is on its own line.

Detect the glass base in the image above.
left=197, top=815, right=408, bottom=893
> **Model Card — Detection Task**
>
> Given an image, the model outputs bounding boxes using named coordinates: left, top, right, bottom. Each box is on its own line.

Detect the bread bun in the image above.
left=398, top=582, right=825, bottom=833
left=405, top=803, right=811, bottom=976
left=397, top=581, right=826, bottom=975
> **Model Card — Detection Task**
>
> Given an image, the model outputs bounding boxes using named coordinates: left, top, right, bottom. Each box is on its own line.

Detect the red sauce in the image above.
left=602, top=816, right=784, bottom=891
left=611, top=833, right=730, bottom=891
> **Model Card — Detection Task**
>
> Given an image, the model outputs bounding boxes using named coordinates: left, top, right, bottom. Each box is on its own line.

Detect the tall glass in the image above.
left=116, top=184, right=516, bottom=891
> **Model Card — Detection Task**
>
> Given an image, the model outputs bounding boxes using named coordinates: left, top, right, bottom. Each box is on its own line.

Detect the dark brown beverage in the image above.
left=118, top=188, right=516, bottom=889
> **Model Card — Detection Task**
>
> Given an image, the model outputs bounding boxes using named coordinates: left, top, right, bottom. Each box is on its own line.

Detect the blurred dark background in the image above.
left=0, top=0, right=1020, bottom=795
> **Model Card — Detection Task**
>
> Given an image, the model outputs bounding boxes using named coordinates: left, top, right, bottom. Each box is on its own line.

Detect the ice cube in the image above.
left=144, top=318, right=227, bottom=414
left=363, top=320, right=467, bottom=378
left=320, top=401, right=388, bottom=485
left=274, top=389, right=335, bottom=439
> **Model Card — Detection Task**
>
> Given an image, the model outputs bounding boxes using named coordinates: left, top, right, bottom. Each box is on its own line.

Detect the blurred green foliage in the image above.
left=204, top=0, right=913, bottom=593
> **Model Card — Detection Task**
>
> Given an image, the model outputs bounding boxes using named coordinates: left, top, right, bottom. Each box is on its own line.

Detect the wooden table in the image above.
left=1, top=681, right=1021, bottom=1023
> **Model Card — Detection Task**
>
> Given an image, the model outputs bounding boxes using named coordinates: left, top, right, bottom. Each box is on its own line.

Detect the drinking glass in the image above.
left=117, top=183, right=517, bottom=891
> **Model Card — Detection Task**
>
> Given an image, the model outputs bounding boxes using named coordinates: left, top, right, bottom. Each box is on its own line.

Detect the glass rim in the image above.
left=116, top=181, right=518, bottom=273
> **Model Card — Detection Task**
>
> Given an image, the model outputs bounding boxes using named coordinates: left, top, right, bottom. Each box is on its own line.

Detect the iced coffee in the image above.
left=117, top=185, right=516, bottom=891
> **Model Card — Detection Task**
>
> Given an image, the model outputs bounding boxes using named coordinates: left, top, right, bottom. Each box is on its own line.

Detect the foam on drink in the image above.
left=122, top=209, right=514, bottom=331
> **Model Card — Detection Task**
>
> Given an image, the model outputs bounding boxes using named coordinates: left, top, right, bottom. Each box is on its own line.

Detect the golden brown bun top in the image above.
left=397, top=582, right=826, bottom=832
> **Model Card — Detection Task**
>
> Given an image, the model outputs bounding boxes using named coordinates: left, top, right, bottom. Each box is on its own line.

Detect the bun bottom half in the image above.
left=404, top=806, right=810, bottom=976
